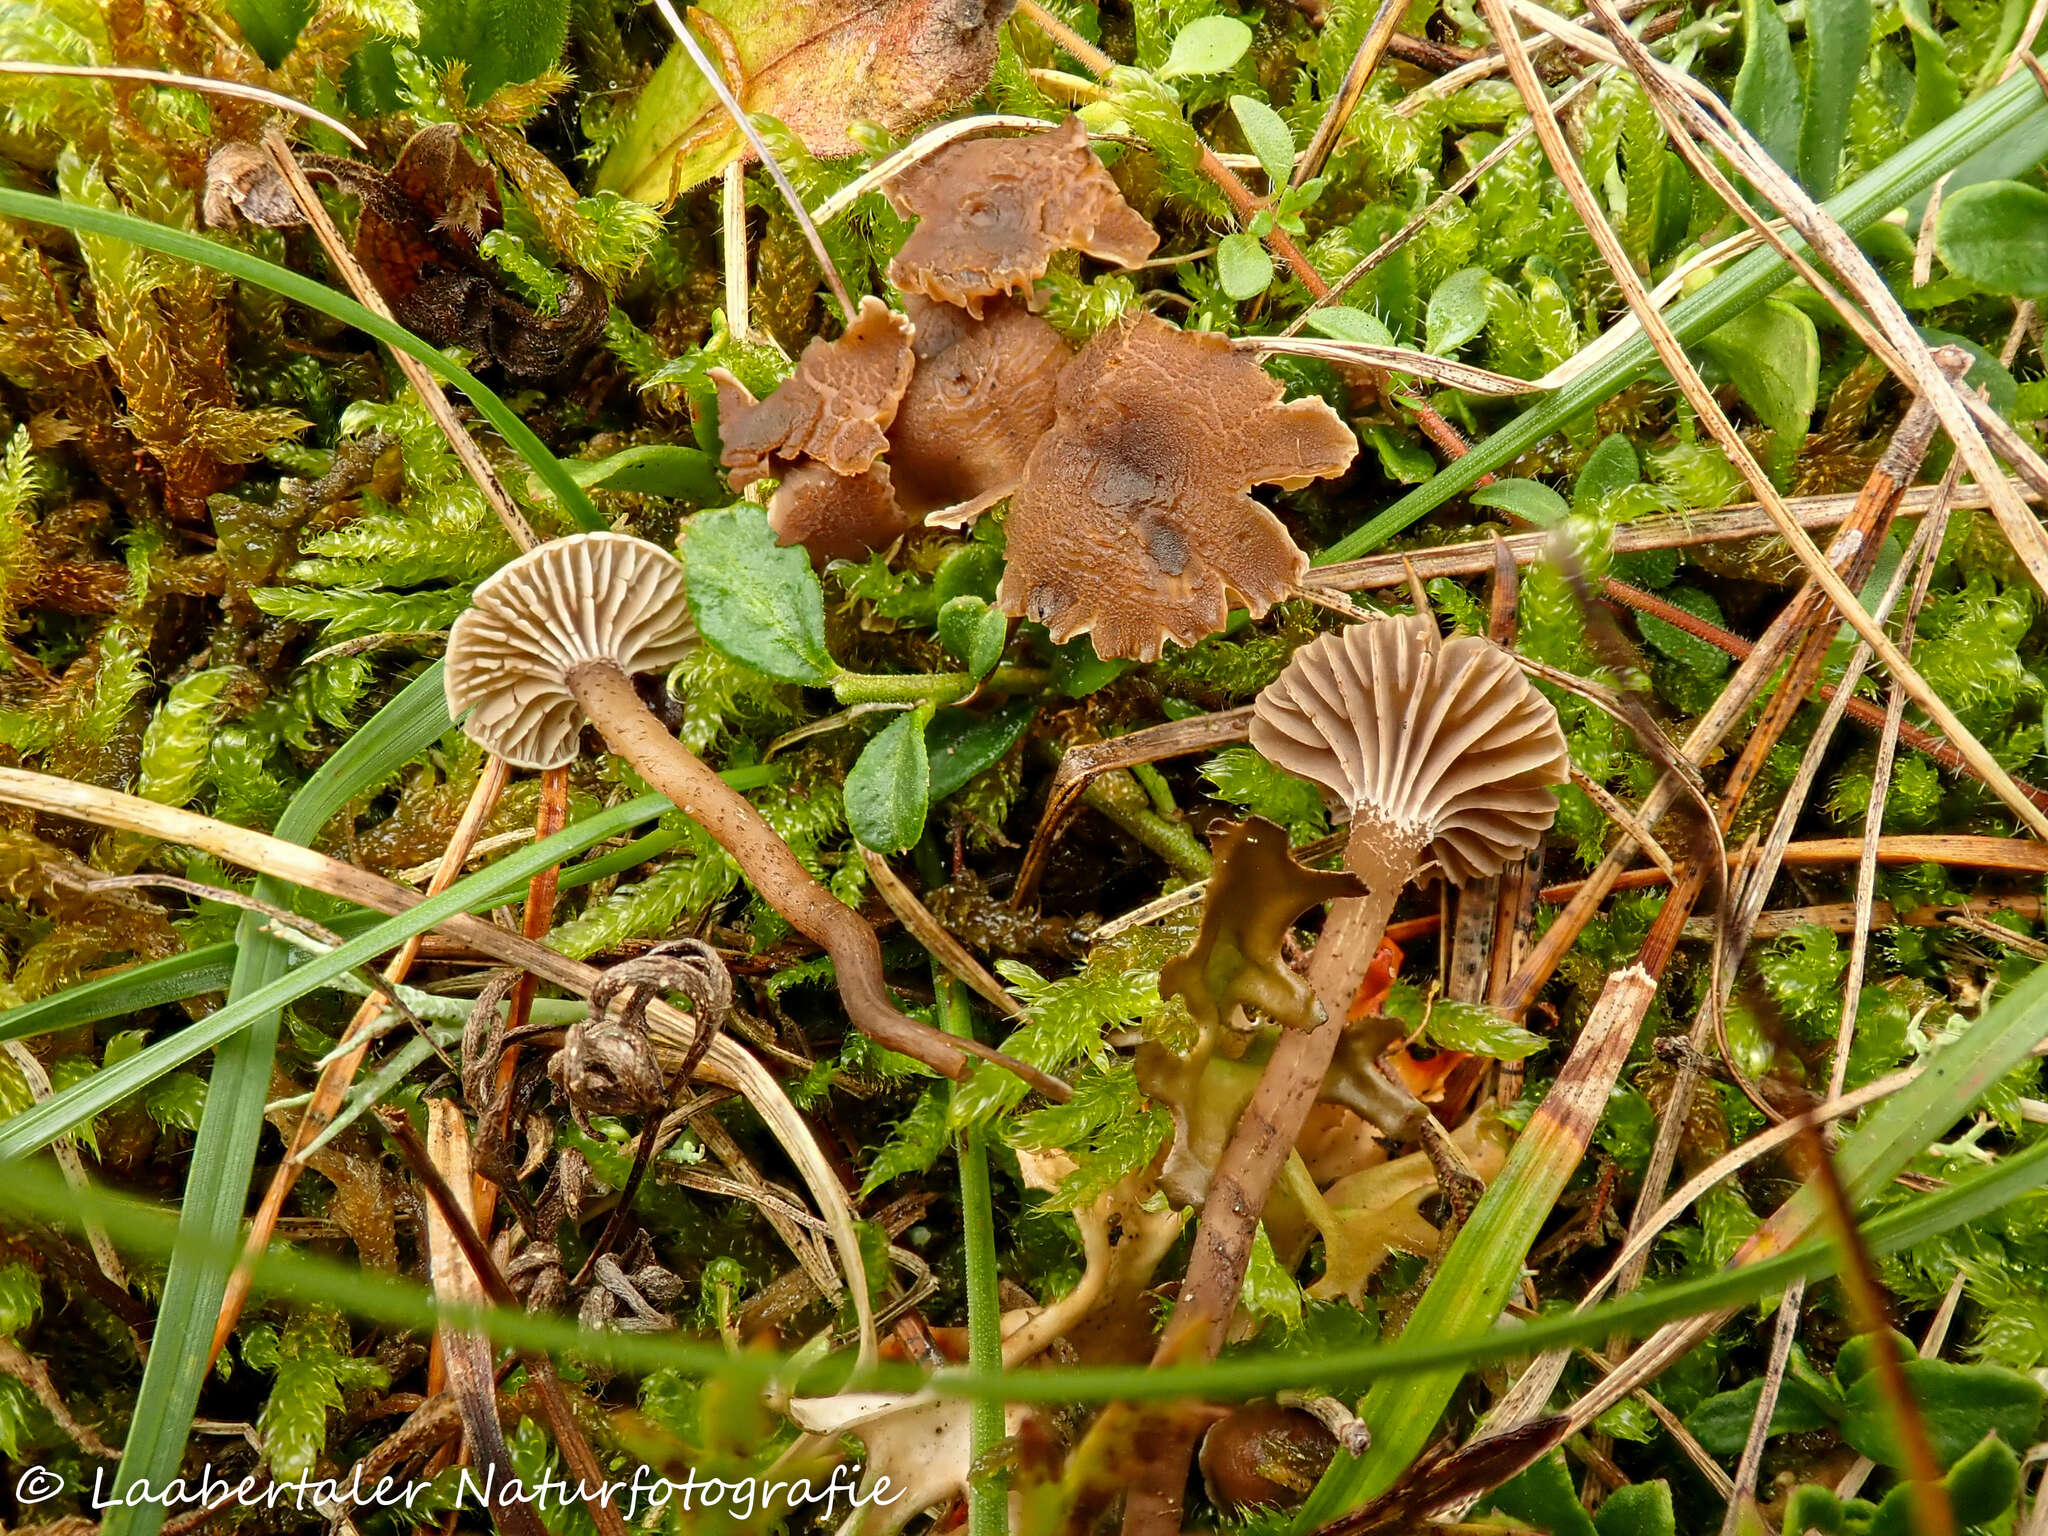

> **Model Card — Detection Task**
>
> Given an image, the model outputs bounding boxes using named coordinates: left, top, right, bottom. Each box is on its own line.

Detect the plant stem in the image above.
left=938, top=971, right=1009, bottom=1536
left=1318, top=56, right=2048, bottom=562
left=832, top=666, right=1049, bottom=707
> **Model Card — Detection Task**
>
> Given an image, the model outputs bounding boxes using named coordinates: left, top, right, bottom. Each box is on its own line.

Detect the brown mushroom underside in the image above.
left=885, top=117, right=1160, bottom=316
left=767, top=458, right=912, bottom=565
left=997, top=313, right=1358, bottom=663
left=887, top=294, right=1072, bottom=518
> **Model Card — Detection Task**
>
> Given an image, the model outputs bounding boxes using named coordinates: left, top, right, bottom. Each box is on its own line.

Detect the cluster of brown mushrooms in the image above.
left=712, top=118, right=1361, bottom=661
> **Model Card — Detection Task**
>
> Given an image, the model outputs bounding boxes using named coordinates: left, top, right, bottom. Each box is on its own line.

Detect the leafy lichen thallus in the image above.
left=1249, top=613, right=1570, bottom=1186
left=442, top=531, right=1061, bottom=1091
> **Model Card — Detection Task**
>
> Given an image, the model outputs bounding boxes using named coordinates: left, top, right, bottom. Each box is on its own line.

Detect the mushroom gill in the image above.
left=1250, top=615, right=1570, bottom=885
left=997, top=313, right=1358, bottom=663
left=885, top=117, right=1159, bottom=316
left=887, top=294, right=1072, bottom=520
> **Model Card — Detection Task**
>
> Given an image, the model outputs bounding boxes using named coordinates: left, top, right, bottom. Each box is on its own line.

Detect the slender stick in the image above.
left=647, top=0, right=853, bottom=322
left=0, top=61, right=369, bottom=148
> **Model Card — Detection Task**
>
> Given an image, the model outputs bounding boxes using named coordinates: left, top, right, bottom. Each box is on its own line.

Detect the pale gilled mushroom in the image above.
left=997, top=313, right=1358, bottom=662
left=444, top=532, right=1064, bottom=1092
left=1250, top=615, right=1569, bottom=894
left=885, top=116, right=1159, bottom=317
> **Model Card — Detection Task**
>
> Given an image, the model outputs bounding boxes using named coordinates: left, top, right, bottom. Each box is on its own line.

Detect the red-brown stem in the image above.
left=1120, top=834, right=1420, bottom=1536
left=565, top=661, right=1069, bottom=1097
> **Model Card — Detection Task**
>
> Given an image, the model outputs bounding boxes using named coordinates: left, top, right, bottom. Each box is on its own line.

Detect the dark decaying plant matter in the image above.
left=16, top=3, right=2048, bottom=1534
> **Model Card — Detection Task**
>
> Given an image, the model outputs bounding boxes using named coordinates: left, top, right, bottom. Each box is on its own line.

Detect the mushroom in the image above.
left=712, top=295, right=915, bottom=485
left=884, top=117, right=1159, bottom=316
left=997, top=313, right=1357, bottom=662
left=1250, top=614, right=1570, bottom=892
left=887, top=294, right=1072, bottom=521
left=711, top=296, right=917, bottom=564
left=443, top=532, right=1058, bottom=1090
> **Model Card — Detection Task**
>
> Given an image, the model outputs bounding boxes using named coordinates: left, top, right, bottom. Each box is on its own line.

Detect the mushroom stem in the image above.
left=563, top=660, right=1060, bottom=1094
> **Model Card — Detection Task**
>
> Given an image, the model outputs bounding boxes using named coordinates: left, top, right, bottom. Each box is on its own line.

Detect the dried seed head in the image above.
left=885, top=117, right=1158, bottom=315
left=1251, top=617, right=1569, bottom=884
left=888, top=295, right=1072, bottom=518
left=997, top=313, right=1356, bottom=662
left=712, top=296, right=915, bottom=486
left=443, top=533, right=695, bottom=770
left=550, top=1017, right=667, bottom=1129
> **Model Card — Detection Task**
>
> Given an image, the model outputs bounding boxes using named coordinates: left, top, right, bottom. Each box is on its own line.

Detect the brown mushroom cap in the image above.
left=996, top=313, right=1357, bottom=663
left=711, top=295, right=915, bottom=486
left=444, top=533, right=694, bottom=771
left=887, top=294, right=1072, bottom=518
left=1250, top=617, right=1569, bottom=884
left=885, top=117, right=1159, bottom=316
left=766, top=459, right=912, bottom=566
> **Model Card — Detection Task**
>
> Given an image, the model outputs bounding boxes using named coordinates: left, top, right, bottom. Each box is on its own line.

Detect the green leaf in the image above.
left=927, top=702, right=1036, bottom=802
left=418, top=0, right=569, bottom=102
left=1900, top=0, right=1962, bottom=138
left=1420, top=998, right=1547, bottom=1061
left=1230, top=94, right=1296, bottom=185
left=1684, top=1375, right=1839, bottom=1457
left=0, top=1263, right=40, bottom=1338
left=1698, top=298, right=1819, bottom=443
left=1471, top=478, right=1570, bottom=526
left=1784, top=1484, right=1848, bottom=1535
left=225, top=0, right=313, bottom=66
left=1486, top=1453, right=1597, bottom=1536
left=937, top=596, right=1007, bottom=679
left=846, top=708, right=932, bottom=853
left=1573, top=433, right=1641, bottom=510
left=565, top=444, right=723, bottom=501
left=1159, top=15, right=1252, bottom=78
left=1869, top=1433, right=2022, bottom=1536
left=1217, top=231, right=1276, bottom=300
left=1593, top=1482, right=1675, bottom=1536
left=1237, top=1223, right=1304, bottom=1332
left=685, top=505, right=837, bottom=684
left=1840, top=1357, right=2045, bottom=1470
left=1636, top=585, right=1733, bottom=676
left=1798, top=0, right=1873, bottom=198
left=1425, top=266, right=1491, bottom=354
left=1732, top=0, right=1803, bottom=173
left=1936, top=180, right=2048, bottom=296
left=1306, top=306, right=1395, bottom=345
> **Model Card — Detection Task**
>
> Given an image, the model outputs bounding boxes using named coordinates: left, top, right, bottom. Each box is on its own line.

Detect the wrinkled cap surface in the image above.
left=712, top=296, right=915, bottom=487
left=1250, top=616, right=1569, bottom=883
left=445, top=533, right=694, bottom=770
left=886, top=117, right=1158, bottom=316
left=889, top=294, right=1071, bottom=517
left=997, top=313, right=1356, bottom=663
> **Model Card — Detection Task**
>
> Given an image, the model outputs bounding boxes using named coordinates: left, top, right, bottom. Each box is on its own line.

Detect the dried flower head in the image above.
left=885, top=117, right=1159, bottom=315
left=1251, top=617, right=1569, bottom=884
left=997, top=314, right=1357, bottom=662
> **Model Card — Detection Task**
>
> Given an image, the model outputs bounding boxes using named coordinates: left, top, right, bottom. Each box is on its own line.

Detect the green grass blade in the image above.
left=100, top=666, right=456, bottom=1536
left=0, top=792, right=672, bottom=1161
left=1317, top=60, right=2048, bottom=563
left=8, top=1111, right=2047, bottom=1409
left=941, top=973, right=1009, bottom=1536
left=0, top=190, right=607, bottom=535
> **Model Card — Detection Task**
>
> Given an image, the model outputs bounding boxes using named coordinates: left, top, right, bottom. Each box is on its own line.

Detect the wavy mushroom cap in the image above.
left=886, top=117, right=1158, bottom=316
left=711, top=296, right=915, bottom=486
left=767, top=459, right=913, bottom=566
left=1251, top=617, right=1568, bottom=884
left=888, top=295, right=1071, bottom=517
left=445, top=533, right=695, bottom=771
left=996, top=313, right=1356, bottom=662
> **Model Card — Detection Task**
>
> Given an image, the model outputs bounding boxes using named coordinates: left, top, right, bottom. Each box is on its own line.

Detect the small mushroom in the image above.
left=997, top=313, right=1358, bottom=662
left=885, top=117, right=1159, bottom=316
left=444, top=532, right=1009, bottom=1085
left=711, top=295, right=915, bottom=485
left=887, top=294, right=1072, bottom=521
left=1250, top=615, right=1569, bottom=888
left=1198, top=1402, right=1339, bottom=1514
left=765, top=460, right=911, bottom=565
